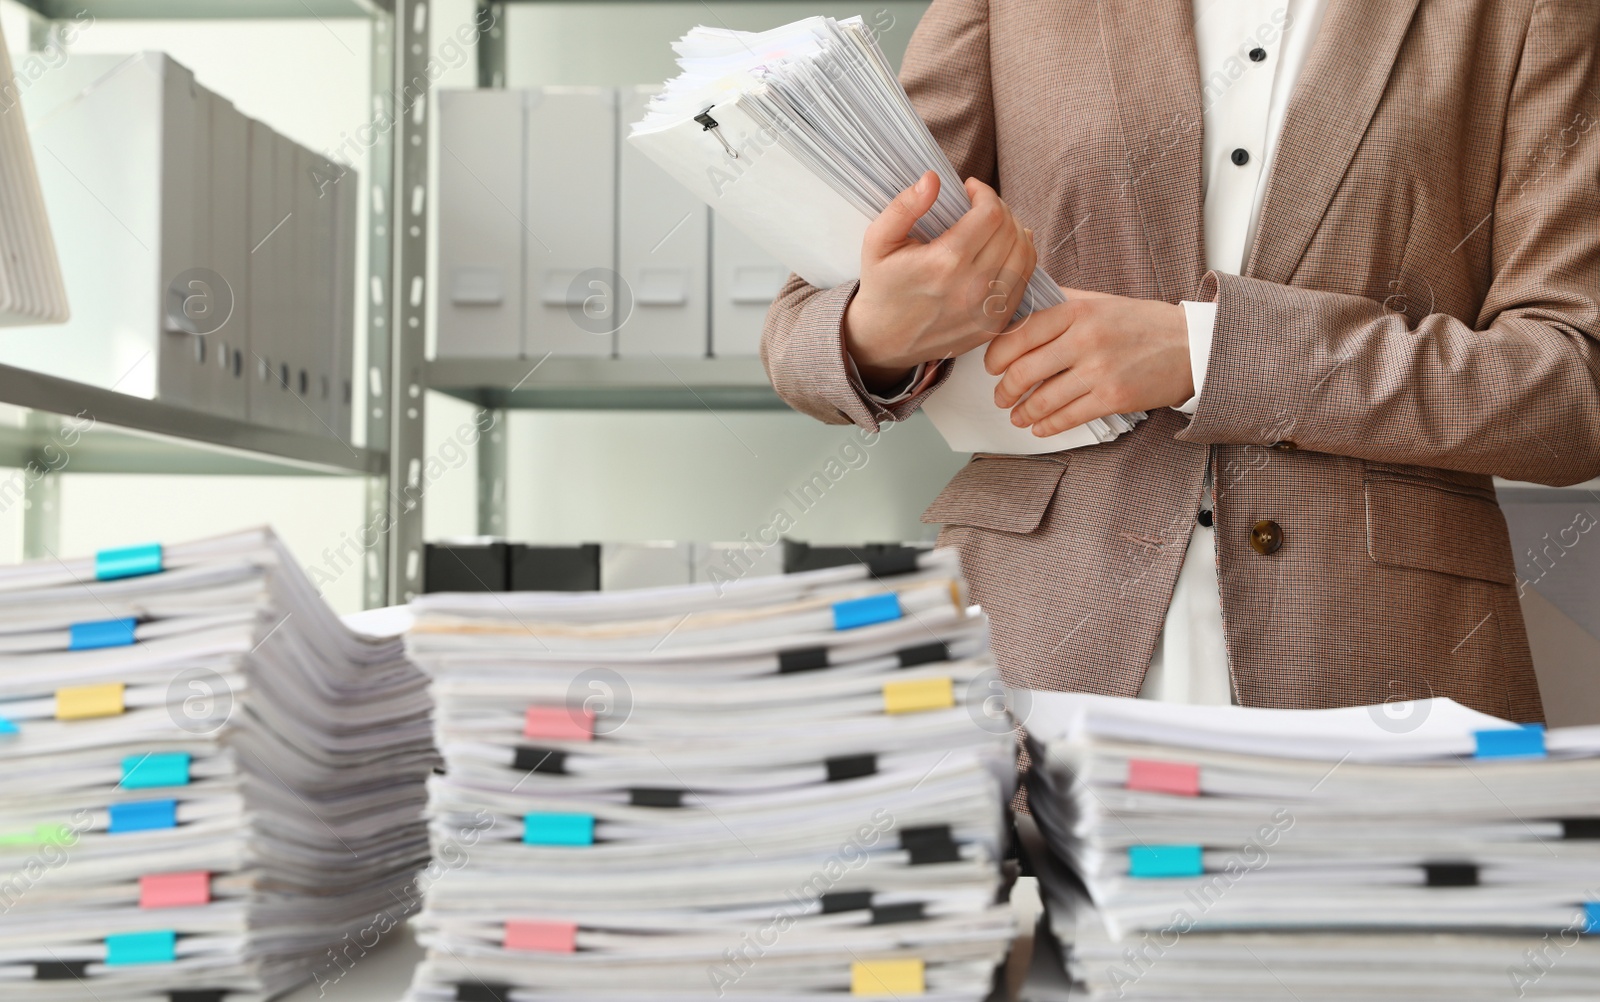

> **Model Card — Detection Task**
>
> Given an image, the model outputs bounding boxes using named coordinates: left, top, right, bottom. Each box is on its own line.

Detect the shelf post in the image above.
left=477, top=1, right=506, bottom=88
left=477, top=409, right=507, bottom=536
left=363, top=5, right=399, bottom=608
left=383, top=0, right=432, bottom=605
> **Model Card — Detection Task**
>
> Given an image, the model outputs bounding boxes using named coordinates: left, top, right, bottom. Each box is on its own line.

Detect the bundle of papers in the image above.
left=628, top=16, right=1145, bottom=456
left=0, top=529, right=434, bottom=1001
left=0, top=19, right=70, bottom=326
left=401, top=550, right=1018, bottom=1000
left=1021, top=692, right=1600, bottom=1000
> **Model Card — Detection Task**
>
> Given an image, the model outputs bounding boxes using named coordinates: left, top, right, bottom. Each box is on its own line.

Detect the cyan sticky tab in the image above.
left=95, top=543, right=163, bottom=581
left=105, top=930, right=176, bottom=965
left=0, top=717, right=16, bottom=735
left=833, top=593, right=901, bottom=630
left=1129, top=845, right=1204, bottom=878
left=108, top=800, right=178, bottom=834
left=69, top=617, right=138, bottom=651
left=1474, top=725, right=1547, bottom=760
left=1585, top=902, right=1599, bottom=935
left=523, top=812, right=594, bottom=846
left=122, top=753, right=191, bottom=790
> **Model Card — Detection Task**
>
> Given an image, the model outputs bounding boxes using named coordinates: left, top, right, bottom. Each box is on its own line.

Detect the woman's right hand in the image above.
left=842, top=170, right=1038, bottom=391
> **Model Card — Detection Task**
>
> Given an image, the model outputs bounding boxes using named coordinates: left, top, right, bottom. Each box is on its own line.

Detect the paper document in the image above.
left=628, top=16, right=1145, bottom=455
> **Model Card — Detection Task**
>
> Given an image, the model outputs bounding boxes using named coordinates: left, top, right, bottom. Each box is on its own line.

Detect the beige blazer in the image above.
left=761, top=0, right=1600, bottom=723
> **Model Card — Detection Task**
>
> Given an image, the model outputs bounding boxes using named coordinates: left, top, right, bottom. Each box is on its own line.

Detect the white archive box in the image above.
left=246, top=117, right=280, bottom=429
left=617, top=84, right=707, bottom=358
left=330, top=166, right=359, bottom=443
left=436, top=87, right=617, bottom=359
left=525, top=86, right=617, bottom=358
left=7, top=53, right=207, bottom=406
left=202, top=87, right=250, bottom=420
left=710, top=210, right=788, bottom=356
left=436, top=88, right=522, bottom=358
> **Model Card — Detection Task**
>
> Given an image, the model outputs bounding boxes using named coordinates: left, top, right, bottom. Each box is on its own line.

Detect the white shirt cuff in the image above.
left=1172, top=300, right=1217, bottom=415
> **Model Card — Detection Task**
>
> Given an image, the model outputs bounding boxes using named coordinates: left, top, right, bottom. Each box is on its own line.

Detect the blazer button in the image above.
left=1250, top=520, right=1283, bottom=555
left=1270, top=439, right=1298, bottom=452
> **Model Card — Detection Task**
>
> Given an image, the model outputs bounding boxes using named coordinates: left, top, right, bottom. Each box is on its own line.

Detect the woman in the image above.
left=761, top=0, right=1600, bottom=721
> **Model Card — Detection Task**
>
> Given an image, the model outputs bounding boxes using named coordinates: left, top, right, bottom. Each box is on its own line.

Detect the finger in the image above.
left=864, top=171, right=940, bottom=257
left=1059, top=286, right=1116, bottom=300
left=994, top=328, right=1084, bottom=409
left=932, top=178, right=1009, bottom=262
left=984, top=299, right=1075, bottom=377
left=1010, top=368, right=1095, bottom=428
left=1027, top=384, right=1117, bottom=437
left=990, top=219, right=1038, bottom=321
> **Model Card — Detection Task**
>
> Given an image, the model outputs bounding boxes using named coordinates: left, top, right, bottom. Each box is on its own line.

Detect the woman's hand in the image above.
left=843, top=171, right=1038, bottom=391
left=983, top=290, right=1194, bottom=436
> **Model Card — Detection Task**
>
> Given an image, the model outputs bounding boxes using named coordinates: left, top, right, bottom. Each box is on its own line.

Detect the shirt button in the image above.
left=1270, top=439, right=1298, bottom=452
left=1250, top=520, right=1284, bottom=555
left=1249, top=47, right=1267, bottom=62
left=1231, top=148, right=1251, bottom=166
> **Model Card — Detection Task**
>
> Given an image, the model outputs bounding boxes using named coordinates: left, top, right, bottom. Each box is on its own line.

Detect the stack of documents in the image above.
left=402, top=550, right=1017, bottom=1000
left=0, top=529, right=434, bottom=1000
left=628, top=16, right=1145, bottom=456
left=0, top=19, right=70, bottom=327
left=1022, top=692, right=1600, bottom=1000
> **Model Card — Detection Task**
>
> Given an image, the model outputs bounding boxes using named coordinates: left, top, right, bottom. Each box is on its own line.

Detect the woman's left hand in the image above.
left=984, top=289, right=1194, bottom=436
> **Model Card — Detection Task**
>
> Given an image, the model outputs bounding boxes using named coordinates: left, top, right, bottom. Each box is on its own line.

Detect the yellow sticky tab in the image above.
left=56, top=683, right=125, bottom=721
left=852, top=958, right=925, bottom=996
left=882, top=677, right=954, bottom=715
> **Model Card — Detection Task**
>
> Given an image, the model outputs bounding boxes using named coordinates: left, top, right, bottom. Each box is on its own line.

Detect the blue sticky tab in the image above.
left=523, top=812, right=594, bottom=846
left=1474, top=725, right=1547, bottom=760
left=68, top=617, right=138, bottom=651
left=832, top=593, right=902, bottom=630
left=108, top=799, right=177, bottom=833
left=105, top=930, right=176, bottom=966
left=0, top=717, right=16, bottom=735
left=1585, top=902, right=1600, bottom=935
left=1129, top=845, right=1204, bottom=878
left=95, top=543, right=163, bottom=581
left=121, top=753, right=191, bottom=790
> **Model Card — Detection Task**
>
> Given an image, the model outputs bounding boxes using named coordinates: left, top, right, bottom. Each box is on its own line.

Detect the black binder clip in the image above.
left=694, top=110, right=739, bottom=159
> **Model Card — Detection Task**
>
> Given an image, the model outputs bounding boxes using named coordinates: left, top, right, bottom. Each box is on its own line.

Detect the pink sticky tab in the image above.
left=504, top=920, right=578, bottom=953
left=140, top=871, right=211, bottom=909
left=524, top=705, right=594, bottom=742
left=1126, top=759, right=1201, bottom=797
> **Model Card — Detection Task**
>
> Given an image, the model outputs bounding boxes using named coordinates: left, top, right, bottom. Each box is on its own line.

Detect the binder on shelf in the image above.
left=509, top=543, right=601, bottom=592
left=523, top=86, right=618, bottom=359
left=710, top=211, right=786, bottom=357
left=781, top=539, right=933, bottom=576
left=436, top=89, right=523, bottom=359
left=246, top=118, right=280, bottom=430
left=307, top=150, right=338, bottom=433
left=330, top=161, right=358, bottom=442
left=616, top=85, right=706, bottom=359
left=9, top=53, right=198, bottom=406
left=206, top=89, right=249, bottom=420
left=424, top=541, right=510, bottom=593
left=690, top=540, right=783, bottom=584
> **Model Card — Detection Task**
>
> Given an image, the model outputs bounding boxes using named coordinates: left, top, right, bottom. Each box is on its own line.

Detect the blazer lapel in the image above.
left=1244, top=0, right=1425, bottom=284
left=1095, top=0, right=1207, bottom=303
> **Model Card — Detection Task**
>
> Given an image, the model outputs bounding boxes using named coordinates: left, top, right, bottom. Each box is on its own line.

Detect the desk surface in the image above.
left=278, top=877, right=1058, bottom=1002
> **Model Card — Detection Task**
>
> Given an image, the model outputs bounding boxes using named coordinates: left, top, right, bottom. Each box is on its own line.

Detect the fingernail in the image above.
left=915, top=175, right=930, bottom=194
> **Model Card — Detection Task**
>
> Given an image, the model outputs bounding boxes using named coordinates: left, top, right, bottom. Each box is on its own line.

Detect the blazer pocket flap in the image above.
left=922, top=456, right=1069, bottom=534
left=1365, top=478, right=1516, bottom=584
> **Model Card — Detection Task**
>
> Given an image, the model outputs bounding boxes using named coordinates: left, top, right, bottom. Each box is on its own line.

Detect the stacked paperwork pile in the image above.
left=0, top=529, right=434, bottom=1001
left=628, top=15, right=1145, bottom=456
left=0, top=18, right=70, bottom=326
left=402, top=550, right=1017, bottom=1000
left=1023, top=692, right=1600, bottom=1000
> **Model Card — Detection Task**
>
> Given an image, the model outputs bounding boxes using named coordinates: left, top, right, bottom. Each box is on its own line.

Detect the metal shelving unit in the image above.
left=6, top=0, right=430, bottom=608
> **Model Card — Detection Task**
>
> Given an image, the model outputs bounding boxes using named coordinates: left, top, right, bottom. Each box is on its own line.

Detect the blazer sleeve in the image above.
left=759, top=0, right=998, bottom=431
left=1176, top=0, right=1600, bottom=486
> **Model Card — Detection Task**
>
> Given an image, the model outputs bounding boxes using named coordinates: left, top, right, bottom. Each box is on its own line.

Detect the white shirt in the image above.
left=1141, top=0, right=1329, bottom=704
